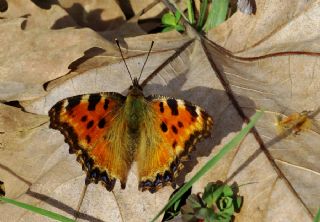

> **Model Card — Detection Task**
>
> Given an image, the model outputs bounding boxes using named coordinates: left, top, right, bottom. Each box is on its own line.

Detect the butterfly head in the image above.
left=115, top=39, right=154, bottom=97
left=128, top=77, right=143, bottom=97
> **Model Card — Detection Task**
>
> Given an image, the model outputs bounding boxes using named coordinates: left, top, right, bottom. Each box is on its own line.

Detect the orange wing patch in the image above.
left=49, top=92, right=128, bottom=190
left=137, top=96, right=213, bottom=193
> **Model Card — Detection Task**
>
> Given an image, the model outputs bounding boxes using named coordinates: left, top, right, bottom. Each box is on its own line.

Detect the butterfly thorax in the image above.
left=125, top=80, right=145, bottom=132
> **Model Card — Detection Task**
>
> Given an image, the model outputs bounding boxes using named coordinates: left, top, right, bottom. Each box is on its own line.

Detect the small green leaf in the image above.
left=203, top=183, right=224, bottom=207
left=234, top=196, right=243, bottom=212
left=174, top=10, right=182, bottom=23
left=215, top=212, right=232, bottom=222
left=222, top=185, right=233, bottom=197
left=162, top=26, right=175, bottom=33
left=217, top=197, right=234, bottom=215
left=175, top=24, right=185, bottom=32
left=219, top=197, right=233, bottom=209
left=161, top=12, right=176, bottom=26
left=161, top=11, right=185, bottom=33
left=182, top=182, right=244, bottom=222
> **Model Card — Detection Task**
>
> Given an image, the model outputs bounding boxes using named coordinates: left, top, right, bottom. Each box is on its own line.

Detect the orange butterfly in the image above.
left=49, top=41, right=213, bottom=193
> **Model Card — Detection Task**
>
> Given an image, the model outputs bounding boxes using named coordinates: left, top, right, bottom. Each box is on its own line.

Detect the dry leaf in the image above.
left=57, top=0, right=125, bottom=31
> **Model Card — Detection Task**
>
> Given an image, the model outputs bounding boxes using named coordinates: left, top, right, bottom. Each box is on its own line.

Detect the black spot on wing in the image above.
left=160, top=122, right=168, bottom=132
left=88, top=94, right=101, bottom=111
left=87, top=120, right=94, bottom=129
left=66, top=96, right=81, bottom=111
left=103, top=99, right=109, bottom=110
left=185, top=102, right=198, bottom=118
left=172, top=125, right=178, bottom=134
left=98, top=118, right=106, bottom=128
left=159, top=102, right=164, bottom=113
left=178, top=121, right=184, bottom=128
left=167, top=99, right=179, bottom=116
left=81, top=115, right=87, bottom=122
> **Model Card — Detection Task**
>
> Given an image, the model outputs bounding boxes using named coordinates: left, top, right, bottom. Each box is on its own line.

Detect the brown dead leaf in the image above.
left=0, top=103, right=47, bottom=133
left=0, top=5, right=120, bottom=101
left=57, top=0, right=125, bottom=31
left=192, top=0, right=320, bottom=219
left=0, top=0, right=319, bottom=222
left=0, top=1, right=75, bottom=29
left=209, top=0, right=320, bottom=54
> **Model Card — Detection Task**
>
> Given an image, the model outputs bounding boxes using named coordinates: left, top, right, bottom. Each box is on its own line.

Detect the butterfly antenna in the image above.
left=138, top=41, right=154, bottom=83
left=115, top=39, right=133, bottom=83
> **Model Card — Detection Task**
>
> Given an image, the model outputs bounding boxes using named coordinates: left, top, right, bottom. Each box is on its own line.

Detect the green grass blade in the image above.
left=151, top=111, right=263, bottom=222
left=197, top=0, right=208, bottom=30
left=186, top=0, right=195, bottom=24
left=314, top=208, right=320, bottom=222
left=0, top=197, right=75, bottom=222
left=204, top=0, right=230, bottom=31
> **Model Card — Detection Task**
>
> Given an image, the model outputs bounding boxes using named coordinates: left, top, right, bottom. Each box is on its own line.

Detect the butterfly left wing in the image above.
left=137, top=96, right=213, bottom=193
left=49, top=92, right=131, bottom=191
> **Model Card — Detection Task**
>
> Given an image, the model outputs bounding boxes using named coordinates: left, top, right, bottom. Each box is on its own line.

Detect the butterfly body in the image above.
left=49, top=78, right=213, bottom=193
left=124, top=80, right=147, bottom=132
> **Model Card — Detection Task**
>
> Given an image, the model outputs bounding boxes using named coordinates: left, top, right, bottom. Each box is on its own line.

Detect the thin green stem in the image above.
left=197, top=0, right=208, bottom=30
left=0, top=197, right=75, bottom=222
left=186, top=0, right=195, bottom=24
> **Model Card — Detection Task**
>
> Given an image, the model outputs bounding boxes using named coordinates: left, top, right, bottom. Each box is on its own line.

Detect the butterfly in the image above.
left=49, top=40, right=213, bottom=193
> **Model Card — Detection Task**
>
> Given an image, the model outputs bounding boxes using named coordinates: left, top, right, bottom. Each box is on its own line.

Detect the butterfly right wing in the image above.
left=137, top=96, right=213, bottom=193
left=49, top=92, right=130, bottom=190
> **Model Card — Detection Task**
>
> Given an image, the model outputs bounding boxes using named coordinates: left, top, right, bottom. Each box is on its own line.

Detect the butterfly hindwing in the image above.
left=137, top=95, right=213, bottom=192
left=49, top=92, right=130, bottom=190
